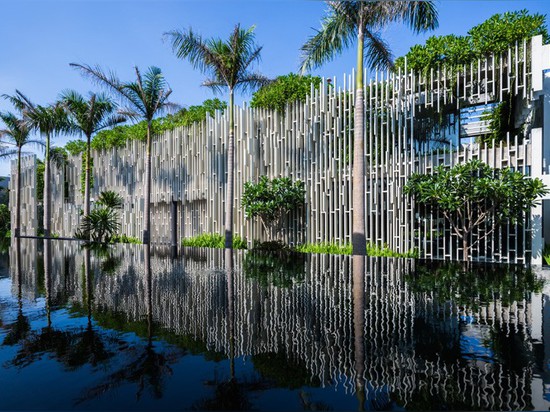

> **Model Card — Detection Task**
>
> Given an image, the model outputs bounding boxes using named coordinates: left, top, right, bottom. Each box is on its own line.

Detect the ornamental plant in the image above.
left=405, top=160, right=547, bottom=261
left=242, top=176, right=305, bottom=241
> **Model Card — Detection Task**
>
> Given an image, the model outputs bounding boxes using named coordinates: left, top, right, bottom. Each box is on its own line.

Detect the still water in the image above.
left=1, top=239, right=550, bottom=411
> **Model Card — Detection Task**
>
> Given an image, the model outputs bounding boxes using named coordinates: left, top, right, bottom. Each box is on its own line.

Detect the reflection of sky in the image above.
left=459, top=319, right=495, bottom=364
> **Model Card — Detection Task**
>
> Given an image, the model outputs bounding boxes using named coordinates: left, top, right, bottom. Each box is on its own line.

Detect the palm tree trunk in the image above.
left=143, top=121, right=152, bottom=245
left=15, top=147, right=21, bottom=238
left=224, top=89, right=235, bottom=249
left=352, top=25, right=366, bottom=256
left=43, top=132, right=51, bottom=237
left=84, top=133, right=91, bottom=219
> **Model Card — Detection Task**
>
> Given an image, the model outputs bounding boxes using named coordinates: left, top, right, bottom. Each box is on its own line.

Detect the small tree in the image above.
left=405, top=160, right=547, bottom=261
left=242, top=176, right=305, bottom=242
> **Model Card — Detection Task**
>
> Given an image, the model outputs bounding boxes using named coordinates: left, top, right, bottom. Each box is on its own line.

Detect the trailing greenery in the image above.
left=181, top=233, right=247, bottom=249
left=395, top=10, right=549, bottom=74
left=250, top=73, right=322, bottom=113
left=405, top=159, right=547, bottom=261
left=0, top=204, right=10, bottom=237
left=479, top=98, right=515, bottom=145
left=88, top=99, right=226, bottom=152
left=242, top=176, right=305, bottom=241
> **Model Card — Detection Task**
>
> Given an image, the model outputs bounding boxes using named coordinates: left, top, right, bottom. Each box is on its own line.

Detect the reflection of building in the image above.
left=10, top=36, right=550, bottom=263
left=10, top=240, right=550, bottom=409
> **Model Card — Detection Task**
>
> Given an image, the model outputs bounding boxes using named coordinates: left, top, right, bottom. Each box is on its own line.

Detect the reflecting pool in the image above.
left=1, top=239, right=550, bottom=410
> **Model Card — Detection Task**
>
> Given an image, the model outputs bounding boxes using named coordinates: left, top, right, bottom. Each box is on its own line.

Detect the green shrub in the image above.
left=110, top=234, right=141, bottom=244
left=250, top=73, right=322, bottom=113
left=181, top=233, right=247, bottom=249
left=293, top=241, right=418, bottom=257
left=294, top=242, right=352, bottom=255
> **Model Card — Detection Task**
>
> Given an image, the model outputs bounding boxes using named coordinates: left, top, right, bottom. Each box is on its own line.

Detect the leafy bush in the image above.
left=242, top=176, right=305, bottom=241
left=181, top=233, right=247, bottom=249
left=366, top=242, right=419, bottom=258
left=250, top=73, right=322, bottom=113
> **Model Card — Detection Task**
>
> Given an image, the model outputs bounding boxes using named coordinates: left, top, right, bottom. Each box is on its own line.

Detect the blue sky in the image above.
left=1, top=0, right=549, bottom=176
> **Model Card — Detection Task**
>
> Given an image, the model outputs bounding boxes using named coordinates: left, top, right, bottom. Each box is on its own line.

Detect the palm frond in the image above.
left=364, top=30, right=393, bottom=70
left=300, top=7, right=357, bottom=73
left=390, top=1, right=439, bottom=34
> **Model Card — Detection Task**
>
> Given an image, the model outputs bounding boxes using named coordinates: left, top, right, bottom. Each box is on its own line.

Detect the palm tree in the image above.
left=3, top=91, right=70, bottom=237
left=0, top=112, right=44, bottom=237
left=164, top=24, right=269, bottom=248
left=300, top=1, right=438, bottom=255
left=60, top=90, right=125, bottom=220
left=70, top=64, right=175, bottom=245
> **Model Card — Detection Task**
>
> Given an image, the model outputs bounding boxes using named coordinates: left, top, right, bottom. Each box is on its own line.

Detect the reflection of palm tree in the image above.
left=76, top=244, right=175, bottom=404
left=352, top=255, right=366, bottom=411
left=191, top=248, right=252, bottom=411
left=7, top=241, right=113, bottom=370
left=3, top=239, right=30, bottom=345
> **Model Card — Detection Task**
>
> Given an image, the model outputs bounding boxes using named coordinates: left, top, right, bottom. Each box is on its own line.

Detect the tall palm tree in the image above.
left=300, top=1, right=438, bottom=255
left=0, top=112, right=44, bottom=237
left=164, top=24, right=269, bottom=249
left=2, top=91, right=69, bottom=237
left=60, top=90, right=125, bottom=220
left=70, top=64, right=175, bottom=244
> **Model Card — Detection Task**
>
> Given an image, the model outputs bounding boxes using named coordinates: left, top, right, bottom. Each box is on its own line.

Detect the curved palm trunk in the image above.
left=15, top=147, right=22, bottom=238
left=143, top=122, right=152, bottom=245
left=352, top=26, right=366, bottom=256
left=43, top=132, right=51, bottom=237
left=84, top=133, right=92, bottom=220
left=224, top=90, right=235, bottom=249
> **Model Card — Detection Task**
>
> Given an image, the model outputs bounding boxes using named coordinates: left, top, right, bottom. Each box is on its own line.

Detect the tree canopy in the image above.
left=404, top=160, right=547, bottom=261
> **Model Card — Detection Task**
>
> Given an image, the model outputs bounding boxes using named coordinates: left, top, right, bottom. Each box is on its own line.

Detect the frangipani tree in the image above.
left=0, top=112, right=44, bottom=237
left=404, top=160, right=547, bottom=261
left=70, top=64, right=175, bottom=244
left=300, top=1, right=438, bottom=255
left=165, top=24, right=269, bottom=248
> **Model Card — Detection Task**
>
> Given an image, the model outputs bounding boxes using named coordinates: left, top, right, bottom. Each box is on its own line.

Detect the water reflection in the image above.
left=2, top=239, right=550, bottom=410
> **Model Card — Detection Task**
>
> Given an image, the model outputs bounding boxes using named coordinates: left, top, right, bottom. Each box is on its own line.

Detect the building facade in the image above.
left=11, top=35, right=550, bottom=264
